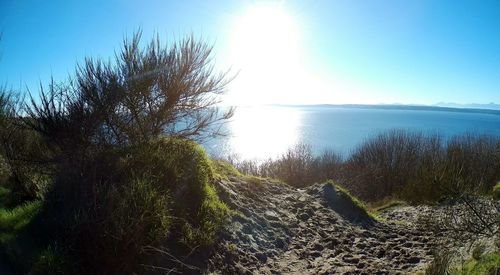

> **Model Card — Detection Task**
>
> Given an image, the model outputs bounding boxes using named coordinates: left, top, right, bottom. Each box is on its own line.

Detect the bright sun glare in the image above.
left=224, top=3, right=374, bottom=159
left=227, top=3, right=307, bottom=105
left=231, top=4, right=299, bottom=69
left=224, top=3, right=328, bottom=159
left=224, top=4, right=306, bottom=159
left=228, top=106, right=302, bottom=160
left=226, top=3, right=356, bottom=106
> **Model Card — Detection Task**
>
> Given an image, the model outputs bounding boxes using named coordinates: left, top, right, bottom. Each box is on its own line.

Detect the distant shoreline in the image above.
left=269, top=104, right=500, bottom=116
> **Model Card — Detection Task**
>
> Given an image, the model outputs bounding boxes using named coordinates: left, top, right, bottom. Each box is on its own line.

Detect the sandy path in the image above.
left=208, top=178, right=436, bottom=274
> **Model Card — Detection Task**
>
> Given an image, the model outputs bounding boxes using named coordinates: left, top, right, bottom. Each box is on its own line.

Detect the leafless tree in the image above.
left=26, top=31, right=234, bottom=158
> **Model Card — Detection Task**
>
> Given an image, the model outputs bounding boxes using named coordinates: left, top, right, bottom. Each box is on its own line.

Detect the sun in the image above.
left=227, top=3, right=304, bottom=105
left=231, top=3, right=299, bottom=68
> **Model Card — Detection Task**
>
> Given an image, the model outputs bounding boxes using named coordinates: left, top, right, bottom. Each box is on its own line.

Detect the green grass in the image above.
left=370, top=199, right=408, bottom=213
left=18, top=137, right=231, bottom=274
left=125, top=138, right=230, bottom=248
left=493, top=182, right=500, bottom=200
left=212, top=160, right=284, bottom=186
left=242, top=175, right=266, bottom=185
left=242, top=174, right=285, bottom=186
left=182, top=182, right=229, bottom=246
left=0, top=200, right=41, bottom=242
left=212, top=160, right=242, bottom=180
left=453, top=251, right=500, bottom=274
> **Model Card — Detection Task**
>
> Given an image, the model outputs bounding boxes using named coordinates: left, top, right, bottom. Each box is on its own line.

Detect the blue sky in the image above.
left=0, top=0, right=499, bottom=105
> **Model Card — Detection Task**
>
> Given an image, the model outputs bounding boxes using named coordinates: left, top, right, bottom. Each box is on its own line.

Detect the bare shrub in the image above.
left=344, top=130, right=432, bottom=201
left=309, top=149, right=343, bottom=183
left=343, top=130, right=500, bottom=203
left=0, top=89, right=51, bottom=203
left=420, top=196, right=499, bottom=274
left=430, top=196, right=499, bottom=244
left=267, top=143, right=315, bottom=186
left=25, top=31, right=233, bottom=158
left=230, top=143, right=343, bottom=187
left=226, top=130, right=499, bottom=201
left=425, top=249, right=453, bottom=275
left=444, top=134, right=500, bottom=195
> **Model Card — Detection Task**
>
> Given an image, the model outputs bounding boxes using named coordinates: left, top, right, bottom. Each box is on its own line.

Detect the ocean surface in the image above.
left=204, top=105, right=500, bottom=160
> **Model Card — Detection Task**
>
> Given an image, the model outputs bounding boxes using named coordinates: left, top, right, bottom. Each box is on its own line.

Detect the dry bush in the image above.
left=344, top=130, right=436, bottom=201
left=226, top=130, right=499, bottom=203
left=343, top=130, right=500, bottom=203
left=231, top=143, right=343, bottom=187
left=0, top=89, right=51, bottom=203
left=421, top=197, right=499, bottom=275
left=25, top=31, right=233, bottom=158
left=430, top=197, right=499, bottom=245
left=425, top=249, right=453, bottom=275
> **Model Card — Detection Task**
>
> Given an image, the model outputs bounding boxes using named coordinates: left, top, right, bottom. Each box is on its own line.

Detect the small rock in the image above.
left=343, top=256, right=360, bottom=264
left=407, top=257, right=420, bottom=264
left=255, top=252, right=268, bottom=262
left=312, top=243, right=324, bottom=251
left=298, top=212, right=310, bottom=221
left=327, top=238, right=340, bottom=246
left=356, top=242, right=366, bottom=249
left=265, top=210, right=279, bottom=221
left=274, top=237, right=286, bottom=249
left=401, top=264, right=413, bottom=269
left=309, top=251, right=322, bottom=257
left=402, top=242, right=413, bottom=248
left=242, top=225, right=253, bottom=234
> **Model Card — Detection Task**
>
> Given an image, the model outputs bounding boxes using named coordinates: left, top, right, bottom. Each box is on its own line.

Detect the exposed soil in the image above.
left=206, top=177, right=440, bottom=274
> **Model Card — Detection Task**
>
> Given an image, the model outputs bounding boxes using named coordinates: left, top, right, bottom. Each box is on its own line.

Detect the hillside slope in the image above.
left=206, top=177, right=437, bottom=274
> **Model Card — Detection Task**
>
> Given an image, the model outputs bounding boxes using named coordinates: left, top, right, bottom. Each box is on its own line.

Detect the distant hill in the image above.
left=433, top=102, right=500, bottom=110
left=276, top=104, right=500, bottom=116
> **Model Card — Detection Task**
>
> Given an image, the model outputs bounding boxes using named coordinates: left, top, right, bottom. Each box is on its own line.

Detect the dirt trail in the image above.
left=207, top=177, right=437, bottom=274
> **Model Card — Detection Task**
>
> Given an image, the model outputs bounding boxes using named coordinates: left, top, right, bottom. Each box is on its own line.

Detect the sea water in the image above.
left=204, top=105, right=500, bottom=160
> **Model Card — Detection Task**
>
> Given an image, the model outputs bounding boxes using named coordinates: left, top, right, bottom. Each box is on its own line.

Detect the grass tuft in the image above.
left=31, top=244, right=68, bottom=275
left=242, top=175, right=266, bottom=185
left=493, top=182, right=500, bottom=200
left=370, top=199, right=408, bottom=213
left=425, top=250, right=453, bottom=275
left=212, top=160, right=242, bottom=180
left=455, top=251, right=500, bottom=275
left=0, top=200, right=41, bottom=242
left=123, top=138, right=229, bottom=248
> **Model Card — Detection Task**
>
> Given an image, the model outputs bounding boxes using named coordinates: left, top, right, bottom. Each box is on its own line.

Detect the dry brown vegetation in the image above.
left=228, top=130, right=500, bottom=204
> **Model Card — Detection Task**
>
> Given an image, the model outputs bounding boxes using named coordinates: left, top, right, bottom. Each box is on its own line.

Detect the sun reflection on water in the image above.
left=227, top=106, right=303, bottom=160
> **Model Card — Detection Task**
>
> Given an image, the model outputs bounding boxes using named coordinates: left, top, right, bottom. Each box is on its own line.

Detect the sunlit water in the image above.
left=208, top=106, right=303, bottom=160
left=204, top=105, right=500, bottom=161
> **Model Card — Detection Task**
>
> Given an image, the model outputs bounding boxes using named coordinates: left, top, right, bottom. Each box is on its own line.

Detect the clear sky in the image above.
left=1, top=0, right=499, bottom=105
